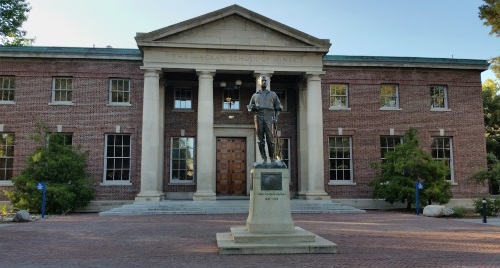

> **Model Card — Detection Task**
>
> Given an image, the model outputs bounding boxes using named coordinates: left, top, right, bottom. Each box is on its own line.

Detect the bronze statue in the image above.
left=247, top=75, right=282, bottom=163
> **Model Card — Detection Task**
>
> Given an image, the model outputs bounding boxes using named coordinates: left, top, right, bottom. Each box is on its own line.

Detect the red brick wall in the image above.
left=0, top=58, right=488, bottom=203
left=322, top=66, right=488, bottom=199
left=0, top=58, right=144, bottom=201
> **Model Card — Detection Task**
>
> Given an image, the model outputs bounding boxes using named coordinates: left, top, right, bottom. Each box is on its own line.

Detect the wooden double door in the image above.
left=216, top=137, right=246, bottom=196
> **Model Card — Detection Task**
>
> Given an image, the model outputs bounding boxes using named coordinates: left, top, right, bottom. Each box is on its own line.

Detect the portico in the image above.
left=134, top=5, right=331, bottom=202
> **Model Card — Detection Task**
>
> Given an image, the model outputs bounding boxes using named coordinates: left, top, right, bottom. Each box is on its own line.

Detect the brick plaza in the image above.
left=2, top=211, right=499, bottom=267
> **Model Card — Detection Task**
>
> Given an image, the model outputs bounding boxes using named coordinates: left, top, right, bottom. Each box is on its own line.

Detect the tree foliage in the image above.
left=3, top=122, right=95, bottom=214
left=369, top=128, right=452, bottom=210
left=0, top=0, right=34, bottom=46
left=472, top=79, right=500, bottom=194
left=479, top=0, right=500, bottom=36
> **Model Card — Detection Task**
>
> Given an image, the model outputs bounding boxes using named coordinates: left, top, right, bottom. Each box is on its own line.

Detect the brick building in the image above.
left=0, top=5, right=489, bottom=210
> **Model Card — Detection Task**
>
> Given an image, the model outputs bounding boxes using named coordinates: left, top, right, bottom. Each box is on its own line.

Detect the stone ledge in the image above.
left=216, top=232, right=337, bottom=255
left=230, top=226, right=316, bottom=243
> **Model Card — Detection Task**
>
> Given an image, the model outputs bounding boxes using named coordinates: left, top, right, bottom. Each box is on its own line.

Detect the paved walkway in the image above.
left=1, top=212, right=499, bottom=268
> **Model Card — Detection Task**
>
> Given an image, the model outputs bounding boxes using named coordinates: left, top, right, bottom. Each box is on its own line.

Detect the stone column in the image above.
left=136, top=68, right=163, bottom=202
left=297, top=81, right=309, bottom=197
left=193, top=70, right=216, bottom=201
left=303, top=73, right=329, bottom=199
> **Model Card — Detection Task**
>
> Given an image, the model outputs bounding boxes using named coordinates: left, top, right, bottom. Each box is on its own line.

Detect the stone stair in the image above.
left=99, top=199, right=365, bottom=216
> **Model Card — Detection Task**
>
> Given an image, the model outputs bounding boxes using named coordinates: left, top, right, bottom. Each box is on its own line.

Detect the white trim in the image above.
left=169, top=137, right=195, bottom=184
left=103, top=134, right=132, bottom=183
left=328, top=136, right=354, bottom=183
left=51, top=77, right=73, bottom=104
left=0, top=180, right=13, bottom=186
left=0, top=101, right=15, bottom=105
left=108, top=78, right=131, bottom=105
left=328, top=182, right=356, bottom=186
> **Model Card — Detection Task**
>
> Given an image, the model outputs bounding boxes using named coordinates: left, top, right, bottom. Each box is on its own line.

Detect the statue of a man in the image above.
left=247, top=75, right=282, bottom=163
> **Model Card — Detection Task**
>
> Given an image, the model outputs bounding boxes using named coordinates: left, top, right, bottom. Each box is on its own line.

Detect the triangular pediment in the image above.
left=136, top=5, right=331, bottom=53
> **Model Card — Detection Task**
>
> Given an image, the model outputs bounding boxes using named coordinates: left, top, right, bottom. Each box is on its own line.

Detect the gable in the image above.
left=135, top=5, right=331, bottom=53
left=156, top=14, right=309, bottom=47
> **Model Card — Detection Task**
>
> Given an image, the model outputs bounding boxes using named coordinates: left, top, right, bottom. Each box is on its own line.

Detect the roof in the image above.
left=0, top=46, right=142, bottom=60
left=323, top=55, right=490, bottom=70
left=0, top=46, right=490, bottom=71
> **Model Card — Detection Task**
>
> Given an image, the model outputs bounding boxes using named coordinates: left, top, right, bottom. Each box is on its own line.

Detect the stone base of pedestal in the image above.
left=216, top=165, right=337, bottom=255
left=216, top=226, right=337, bottom=254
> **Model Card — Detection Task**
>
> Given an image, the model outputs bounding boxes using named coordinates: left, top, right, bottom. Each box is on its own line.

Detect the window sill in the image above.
left=0, top=101, right=15, bottom=105
left=328, top=181, right=356, bottom=186
left=100, top=182, right=132, bottom=186
left=0, top=181, right=14, bottom=186
left=168, top=182, right=196, bottom=185
left=221, top=110, right=243, bottom=113
left=172, top=109, right=194, bottom=112
left=49, top=102, right=74, bottom=106
left=449, top=182, right=458, bottom=186
left=329, top=107, right=351, bottom=111
left=107, top=103, right=131, bottom=107
left=380, top=107, right=402, bottom=111
left=430, top=108, right=451, bottom=112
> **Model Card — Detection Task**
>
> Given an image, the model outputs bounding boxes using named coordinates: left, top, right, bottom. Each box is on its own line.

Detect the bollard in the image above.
left=482, top=198, right=487, bottom=224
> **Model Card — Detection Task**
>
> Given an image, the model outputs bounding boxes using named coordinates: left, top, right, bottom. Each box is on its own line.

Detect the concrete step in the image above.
left=99, top=200, right=365, bottom=216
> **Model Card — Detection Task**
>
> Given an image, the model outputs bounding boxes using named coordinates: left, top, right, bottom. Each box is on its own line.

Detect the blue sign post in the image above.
left=36, top=182, right=46, bottom=219
left=415, top=181, right=423, bottom=215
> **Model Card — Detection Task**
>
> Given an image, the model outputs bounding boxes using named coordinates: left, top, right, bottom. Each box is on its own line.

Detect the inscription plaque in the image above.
left=261, top=173, right=282, bottom=191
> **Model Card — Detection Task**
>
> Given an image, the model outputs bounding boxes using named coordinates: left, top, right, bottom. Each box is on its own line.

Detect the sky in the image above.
left=21, top=0, right=500, bottom=83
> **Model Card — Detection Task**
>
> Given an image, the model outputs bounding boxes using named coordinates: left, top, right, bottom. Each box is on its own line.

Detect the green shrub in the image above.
left=450, top=206, right=467, bottom=218
left=473, top=197, right=500, bottom=217
left=3, top=123, right=95, bottom=214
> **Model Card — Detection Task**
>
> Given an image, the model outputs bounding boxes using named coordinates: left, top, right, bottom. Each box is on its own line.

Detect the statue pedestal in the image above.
left=216, top=164, right=337, bottom=254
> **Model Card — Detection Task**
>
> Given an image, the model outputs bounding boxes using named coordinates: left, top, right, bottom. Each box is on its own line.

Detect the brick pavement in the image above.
left=1, top=211, right=499, bottom=268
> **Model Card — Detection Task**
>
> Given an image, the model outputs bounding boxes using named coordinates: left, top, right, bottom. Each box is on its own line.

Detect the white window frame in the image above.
left=431, top=137, right=454, bottom=182
left=103, top=134, right=132, bottom=185
left=0, top=133, right=15, bottom=182
left=430, top=85, right=449, bottom=110
left=0, top=77, right=15, bottom=104
left=380, top=136, right=403, bottom=161
left=170, top=137, right=195, bottom=183
left=380, top=84, right=400, bottom=110
left=328, top=136, right=354, bottom=185
left=51, top=77, right=73, bottom=105
left=222, top=88, right=240, bottom=110
left=109, top=79, right=131, bottom=105
left=174, top=87, right=193, bottom=110
left=329, top=84, right=350, bottom=110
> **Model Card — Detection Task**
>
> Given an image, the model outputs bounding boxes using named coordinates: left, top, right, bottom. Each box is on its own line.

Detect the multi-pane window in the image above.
left=431, top=137, right=454, bottom=181
left=0, top=77, right=15, bottom=102
left=380, top=84, right=399, bottom=108
left=328, top=136, right=352, bottom=181
left=61, top=133, right=73, bottom=146
left=171, top=137, right=195, bottom=182
left=109, top=79, right=130, bottom=104
left=0, top=133, right=15, bottom=181
left=430, top=86, right=448, bottom=109
left=174, top=88, right=192, bottom=109
left=277, top=138, right=290, bottom=168
left=275, top=90, right=287, bottom=111
left=52, top=78, right=73, bottom=103
left=223, top=88, right=240, bottom=110
left=104, top=134, right=131, bottom=182
left=329, top=84, right=348, bottom=108
left=380, top=136, right=403, bottom=161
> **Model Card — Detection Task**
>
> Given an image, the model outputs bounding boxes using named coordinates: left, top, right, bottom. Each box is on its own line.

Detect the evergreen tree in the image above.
left=369, top=128, right=452, bottom=210
left=4, top=122, right=95, bottom=214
